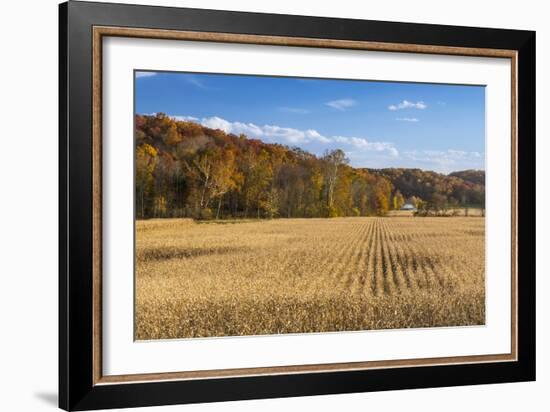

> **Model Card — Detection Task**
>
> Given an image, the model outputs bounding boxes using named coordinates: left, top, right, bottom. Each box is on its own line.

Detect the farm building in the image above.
left=400, top=203, right=417, bottom=211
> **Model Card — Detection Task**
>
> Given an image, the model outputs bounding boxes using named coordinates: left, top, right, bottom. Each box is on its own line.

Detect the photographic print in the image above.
left=134, top=71, right=486, bottom=340
left=60, top=5, right=534, bottom=408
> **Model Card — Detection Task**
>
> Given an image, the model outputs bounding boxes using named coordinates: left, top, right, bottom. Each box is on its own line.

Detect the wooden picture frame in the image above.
left=59, top=1, right=535, bottom=410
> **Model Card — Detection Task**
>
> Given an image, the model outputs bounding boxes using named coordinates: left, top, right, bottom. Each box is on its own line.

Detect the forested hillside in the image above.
left=368, top=168, right=485, bottom=210
left=449, top=170, right=485, bottom=186
left=136, top=113, right=485, bottom=219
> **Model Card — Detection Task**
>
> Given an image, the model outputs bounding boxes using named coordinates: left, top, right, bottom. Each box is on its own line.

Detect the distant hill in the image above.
left=366, top=168, right=485, bottom=207
left=449, top=170, right=485, bottom=186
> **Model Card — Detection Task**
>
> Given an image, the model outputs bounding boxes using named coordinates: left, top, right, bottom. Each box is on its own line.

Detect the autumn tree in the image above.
left=134, top=114, right=484, bottom=220
left=251, top=150, right=274, bottom=218
left=210, top=149, right=241, bottom=219
left=136, top=143, right=157, bottom=218
left=392, top=190, right=405, bottom=210
left=322, top=149, right=348, bottom=216
left=182, top=147, right=221, bottom=217
left=163, top=123, right=182, bottom=146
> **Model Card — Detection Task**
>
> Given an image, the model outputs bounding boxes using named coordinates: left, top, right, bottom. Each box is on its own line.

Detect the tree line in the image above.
left=135, top=114, right=485, bottom=219
left=369, top=168, right=485, bottom=214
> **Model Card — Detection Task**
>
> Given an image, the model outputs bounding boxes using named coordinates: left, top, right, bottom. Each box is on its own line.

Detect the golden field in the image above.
left=135, top=217, right=485, bottom=340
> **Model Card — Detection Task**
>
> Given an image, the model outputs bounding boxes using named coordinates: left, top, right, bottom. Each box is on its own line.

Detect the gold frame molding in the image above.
left=92, top=26, right=518, bottom=386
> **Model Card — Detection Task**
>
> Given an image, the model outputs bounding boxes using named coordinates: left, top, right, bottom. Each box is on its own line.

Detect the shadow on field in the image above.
left=139, top=245, right=250, bottom=261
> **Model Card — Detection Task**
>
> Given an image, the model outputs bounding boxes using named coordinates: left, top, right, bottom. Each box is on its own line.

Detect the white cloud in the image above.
left=325, top=98, right=357, bottom=111
left=144, top=113, right=485, bottom=172
left=396, top=117, right=419, bottom=122
left=169, top=114, right=397, bottom=157
left=403, top=149, right=483, bottom=172
left=135, top=71, right=157, bottom=78
left=173, top=115, right=199, bottom=122
left=178, top=115, right=330, bottom=145
left=388, top=100, right=427, bottom=111
left=333, top=136, right=399, bottom=157
left=184, top=75, right=207, bottom=89
left=197, top=116, right=229, bottom=131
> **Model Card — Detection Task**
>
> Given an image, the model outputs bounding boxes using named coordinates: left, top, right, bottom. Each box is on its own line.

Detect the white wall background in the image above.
left=0, top=0, right=546, bottom=411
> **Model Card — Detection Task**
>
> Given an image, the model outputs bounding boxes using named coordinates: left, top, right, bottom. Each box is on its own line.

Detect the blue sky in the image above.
left=135, top=71, right=485, bottom=173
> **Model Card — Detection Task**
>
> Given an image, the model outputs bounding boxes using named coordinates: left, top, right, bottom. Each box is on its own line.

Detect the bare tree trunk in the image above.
left=200, top=175, right=209, bottom=209
left=140, top=189, right=144, bottom=218
left=326, top=176, right=335, bottom=208
left=216, top=196, right=222, bottom=219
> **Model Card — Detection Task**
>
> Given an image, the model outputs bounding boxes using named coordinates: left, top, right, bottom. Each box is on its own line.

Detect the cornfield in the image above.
left=135, top=217, right=485, bottom=340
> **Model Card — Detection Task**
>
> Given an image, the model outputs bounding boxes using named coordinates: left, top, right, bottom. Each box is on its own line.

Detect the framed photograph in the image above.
left=59, top=1, right=535, bottom=410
